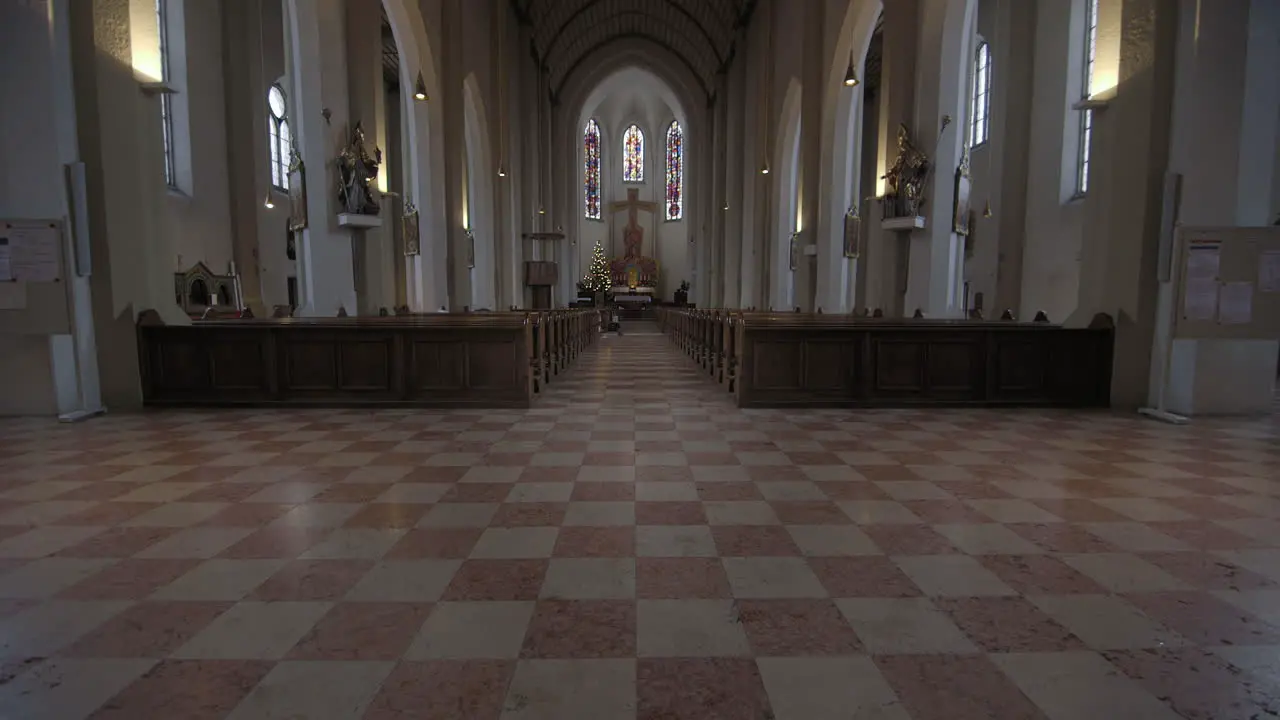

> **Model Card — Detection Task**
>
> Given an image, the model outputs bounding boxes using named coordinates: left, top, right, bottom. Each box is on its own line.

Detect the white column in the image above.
left=723, top=54, right=745, bottom=307
left=1155, top=0, right=1280, bottom=415
left=346, top=0, right=393, bottom=316
left=904, top=0, right=975, bottom=318
left=286, top=0, right=357, bottom=316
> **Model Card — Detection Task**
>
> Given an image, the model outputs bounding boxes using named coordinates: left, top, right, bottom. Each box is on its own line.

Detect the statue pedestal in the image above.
left=338, top=213, right=383, bottom=229
left=881, top=216, right=927, bottom=231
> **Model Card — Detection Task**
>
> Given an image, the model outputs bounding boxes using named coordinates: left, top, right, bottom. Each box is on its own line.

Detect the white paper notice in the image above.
left=1260, top=250, right=1280, bottom=293
left=1218, top=282, right=1253, bottom=325
left=0, top=235, right=11, bottom=281
left=1187, top=242, right=1221, bottom=280
left=6, top=223, right=61, bottom=283
left=1184, top=278, right=1218, bottom=320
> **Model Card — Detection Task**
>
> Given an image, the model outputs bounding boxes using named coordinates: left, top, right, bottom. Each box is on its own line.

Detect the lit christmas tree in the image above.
left=582, top=241, right=611, bottom=298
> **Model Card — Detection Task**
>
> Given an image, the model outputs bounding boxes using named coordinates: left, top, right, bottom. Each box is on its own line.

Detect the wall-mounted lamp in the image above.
left=414, top=73, right=428, bottom=101
left=538, top=206, right=546, bottom=215
left=263, top=192, right=274, bottom=209
left=760, top=163, right=770, bottom=175
left=497, top=167, right=507, bottom=178
left=982, top=200, right=993, bottom=218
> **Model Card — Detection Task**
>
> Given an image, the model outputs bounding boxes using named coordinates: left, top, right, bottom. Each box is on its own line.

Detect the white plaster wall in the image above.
left=1019, top=0, right=1085, bottom=322
left=576, top=68, right=689, bottom=301
left=164, top=0, right=235, bottom=277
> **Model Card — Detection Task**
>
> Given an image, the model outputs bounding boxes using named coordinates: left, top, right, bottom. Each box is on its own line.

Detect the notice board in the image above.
left=0, top=219, right=70, bottom=334
left=1173, top=226, right=1280, bottom=341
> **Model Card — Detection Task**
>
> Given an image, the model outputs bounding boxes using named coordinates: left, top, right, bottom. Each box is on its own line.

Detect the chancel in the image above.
left=3, top=0, right=1280, bottom=716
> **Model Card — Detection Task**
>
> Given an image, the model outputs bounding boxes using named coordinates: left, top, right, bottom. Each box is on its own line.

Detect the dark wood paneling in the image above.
left=409, top=340, right=467, bottom=391
left=678, top=312, right=1114, bottom=409
left=138, top=311, right=597, bottom=409
left=874, top=340, right=926, bottom=394
left=751, top=342, right=802, bottom=390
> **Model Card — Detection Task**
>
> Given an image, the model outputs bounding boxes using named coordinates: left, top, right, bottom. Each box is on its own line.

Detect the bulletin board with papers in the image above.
left=0, top=219, right=70, bottom=333
left=1173, top=226, right=1280, bottom=340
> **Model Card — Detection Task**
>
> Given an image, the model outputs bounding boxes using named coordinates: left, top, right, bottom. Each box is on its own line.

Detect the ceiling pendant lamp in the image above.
left=414, top=72, right=428, bottom=101
left=760, top=163, right=770, bottom=175
left=843, top=54, right=859, bottom=87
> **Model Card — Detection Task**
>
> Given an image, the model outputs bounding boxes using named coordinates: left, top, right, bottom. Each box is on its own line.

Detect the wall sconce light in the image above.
left=414, top=73, right=428, bottom=101
left=983, top=200, right=993, bottom=218
left=538, top=206, right=546, bottom=215
left=760, top=163, right=770, bottom=175
left=263, top=192, right=274, bottom=209
left=497, top=167, right=507, bottom=178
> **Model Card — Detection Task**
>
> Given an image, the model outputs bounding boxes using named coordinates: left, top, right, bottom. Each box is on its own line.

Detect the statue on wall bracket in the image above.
left=843, top=202, right=862, bottom=258
left=336, top=122, right=381, bottom=216
left=881, top=124, right=930, bottom=219
left=953, top=146, right=972, bottom=236
left=403, top=201, right=420, bottom=256
left=287, top=148, right=307, bottom=232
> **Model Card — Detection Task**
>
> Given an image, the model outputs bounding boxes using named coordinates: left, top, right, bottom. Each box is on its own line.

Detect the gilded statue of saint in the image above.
left=882, top=124, right=930, bottom=218
left=337, top=122, right=382, bottom=216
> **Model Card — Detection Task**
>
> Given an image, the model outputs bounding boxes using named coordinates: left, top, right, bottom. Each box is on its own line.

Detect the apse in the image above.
left=575, top=67, right=689, bottom=302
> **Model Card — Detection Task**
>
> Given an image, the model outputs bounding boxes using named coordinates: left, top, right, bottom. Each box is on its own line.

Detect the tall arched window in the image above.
left=268, top=84, right=290, bottom=191
left=623, top=124, right=644, bottom=182
left=970, top=41, right=992, bottom=147
left=665, top=120, right=683, bottom=220
left=1076, top=0, right=1100, bottom=194
left=157, top=0, right=176, bottom=188
left=584, top=118, right=601, bottom=219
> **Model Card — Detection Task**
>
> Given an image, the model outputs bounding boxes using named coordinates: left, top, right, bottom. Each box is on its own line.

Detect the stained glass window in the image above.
left=584, top=118, right=601, bottom=219
left=623, top=124, right=644, bottom=182
left=665, top=120, right=683, bottom=220
left=268, top=84, right=290, bottom=191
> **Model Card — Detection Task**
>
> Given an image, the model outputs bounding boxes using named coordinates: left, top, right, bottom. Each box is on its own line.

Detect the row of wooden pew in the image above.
left=137, top=308, right=602, bottom=409
left=654, top=307, right=1115, bottom=409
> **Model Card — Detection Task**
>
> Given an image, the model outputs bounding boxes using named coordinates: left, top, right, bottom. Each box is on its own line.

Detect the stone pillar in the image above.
left=867, top=0, right=919, bottom=317
left=1069, top=0, right=1178, bottom=409
left=346, top=0, right=393, bottom=316
left=285, top=0, right=357, bottom=316
left=710, top=73, right=730, bottom=308
left=904, top=0, right=975, bottom=318
left=1154, top=0, right=1280, bottom=414
left=794, top=0, right=825, bottom=312
left=723, top=42, right=747, bottom=307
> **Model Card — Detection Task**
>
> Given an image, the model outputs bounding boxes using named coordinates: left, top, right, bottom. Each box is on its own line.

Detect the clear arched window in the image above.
left=1077, top=0, right=1100, bottom=194
left=970, top=42, right=991, bottom=147
left=584, top=118, right=601, bottom=219
left=268, top=84, right=290, bottom=191
left=157, top=0, right=176, bottom=187
left=665, top=120, right=683, bottom=220
left=623, top=124, right=644, bottom=182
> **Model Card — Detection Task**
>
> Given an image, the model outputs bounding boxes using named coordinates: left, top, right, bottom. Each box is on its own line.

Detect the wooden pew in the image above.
left=137, top=308, right=601, bottom=409
left=656, top=307, right=1114, bottom=409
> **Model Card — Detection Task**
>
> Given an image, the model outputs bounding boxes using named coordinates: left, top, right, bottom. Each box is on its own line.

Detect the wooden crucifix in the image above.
left=608, top=188, right=658, bottom=260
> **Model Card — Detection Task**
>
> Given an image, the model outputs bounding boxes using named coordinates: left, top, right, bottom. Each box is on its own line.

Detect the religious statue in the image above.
left=337, top=122, right=381, bottom=216
left=623, top=222, right=644, bottom=259
left=882, top=123, right=930, bottom=219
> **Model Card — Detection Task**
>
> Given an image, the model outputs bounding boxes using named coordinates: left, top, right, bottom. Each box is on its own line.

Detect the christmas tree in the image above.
left=582, top=241, right=611, bottom=297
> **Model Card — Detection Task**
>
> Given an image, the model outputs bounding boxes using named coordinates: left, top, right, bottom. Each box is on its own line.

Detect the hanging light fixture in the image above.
left=761, top=164, right=770, bottom=175
left=497, top=167, right=507, bottom=178
left=983, top=200, right=993, bottom=218
left=263, top=192, right=274, bottom=209
left=843, top=52, right=860, bottom=87
left=414, top=72, right=428, bottom=101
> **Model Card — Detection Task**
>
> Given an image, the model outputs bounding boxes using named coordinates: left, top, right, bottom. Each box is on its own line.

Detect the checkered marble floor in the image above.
left=0, top=325, right=1278, bottom=719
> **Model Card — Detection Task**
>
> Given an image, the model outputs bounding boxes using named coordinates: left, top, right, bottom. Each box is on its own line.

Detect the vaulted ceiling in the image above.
left=511, top=0, right=757, bottom=102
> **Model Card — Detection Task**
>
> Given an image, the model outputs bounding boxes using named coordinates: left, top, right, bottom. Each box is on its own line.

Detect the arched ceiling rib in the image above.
left=512, top=0, right=757, bottom=102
